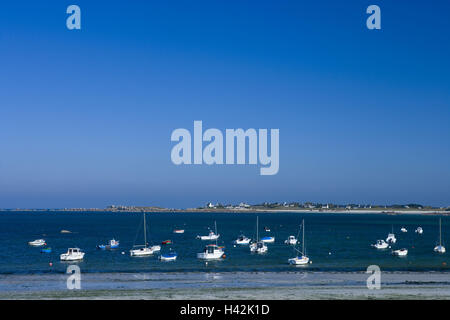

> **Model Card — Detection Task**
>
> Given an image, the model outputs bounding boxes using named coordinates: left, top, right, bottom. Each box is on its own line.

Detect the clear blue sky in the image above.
left=0, top=1, right=449, bottom=208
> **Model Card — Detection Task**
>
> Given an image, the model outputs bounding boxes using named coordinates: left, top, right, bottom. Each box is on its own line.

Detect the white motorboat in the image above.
left=197, top=221, right=220, bottom=240
left=400, top=227, right=407, bottom=233
left=173, top=229, right=185, bottom=234
left=60, top=248, right=85, bottom=261
left=386, top=233, right=397, bottom=244
left=28, top=239, right=46, bottom=247
left=197, top=244, right=224, bottom=260
left=386, top=225, right=397, bottom=244
left=288, top=219, right=310, bottom=265
left=261, top=236, right=275, bottom=243
left=250, top=216, right=268, bottom=254
left=197, top=221, right=225, bottom=259
left=285, top=235, right=298, bottom=245
left=234, top=235, right=251, bottom=245
left=250, top=241, right=268, bottom=253
left=433, top=218, right=446, bottom=254
left=130, top=213, right=161, bottom=256
left=372, top=239, right=389, bottom=249
left=393, top=248, right=408, bottom=256
left=415, top=227, right=423, bottom=234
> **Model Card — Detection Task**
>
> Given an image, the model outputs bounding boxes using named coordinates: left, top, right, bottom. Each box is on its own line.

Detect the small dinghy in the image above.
left=197, top=244, right=225, bottom=260
left=162, top=240, right=172, bottom=245
left=97, top=239, right=119, bottom=250
left=234, top=235, right=251, bottom=245
left=285, top=235, right=298, bottom=245
left=173, top=229, right=185, bottom=234
left=264, top=227, right=271, bottom=232
left=28, top=239, right=46, bottom=247
left=40, top=247, right=52, bottom=253
left=415, top=227, right=423, bottom=234
left=288, top=220, right=310, bottom=265
left=372, top=239, right=389, bottom=249
left=160, top=252, right=177, bottom=261
left=393, top=248, right=408, bottom=256
left=60, top=248, right=85, bottom=261
left=261, top=236, right=275, bottom=243
left=401, top=227, right=407, bottom=233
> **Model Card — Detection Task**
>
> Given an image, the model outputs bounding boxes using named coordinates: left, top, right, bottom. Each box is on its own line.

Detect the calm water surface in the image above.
left=0, top=211, right=448, bottom=274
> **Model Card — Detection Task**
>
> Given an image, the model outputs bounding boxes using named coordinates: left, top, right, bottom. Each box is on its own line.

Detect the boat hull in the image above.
left=160, top=254, right=177, bottom=261
left=130, top=245, right=161, bottom=256
left=60, top=253, right=85, bottom=261
left=261, top=237, right=275, bottom=243
left=434, top=245, right=446, bottom=254
left=288, top=256, right=309, bottom=265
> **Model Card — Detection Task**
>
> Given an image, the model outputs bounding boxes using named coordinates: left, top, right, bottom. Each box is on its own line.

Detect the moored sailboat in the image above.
left=434, top=217, right=446, bottom=254
left=288, top=219, right=310, bottom=265
left=250, top=216, right=268, bottom=254
left=130, top=214, right=161, bottom=256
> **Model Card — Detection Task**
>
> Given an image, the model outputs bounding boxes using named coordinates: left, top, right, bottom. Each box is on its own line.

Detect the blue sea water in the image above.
left=0, top=211, right=448, bottom=274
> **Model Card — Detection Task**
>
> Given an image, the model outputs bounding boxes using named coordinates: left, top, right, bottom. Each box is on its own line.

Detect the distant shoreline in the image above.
left=0, top=208, right=449, bottom=215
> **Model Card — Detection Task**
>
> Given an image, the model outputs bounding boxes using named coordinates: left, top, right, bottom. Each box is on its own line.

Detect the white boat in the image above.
left=173, top=229, right=185, bottom=234
left=261, top=236, right=275, bottom=243
left=393, top=248, right=408, bottom=256
left=130, top=245, right=161, bottom=256
left=130, top=213, right=161, bottom=257
left=415, top=227, right=423, bottom=234
left=433, top=218, right=446, bottom=254
left=288, top=219, right=310, bottom=265
left=197, top=222, right=220, bottom=240
left=285, top=235, right=298, bottom=245
left=28, top=239, right=46, bottom=247
left=250, top=241, right=268, bottom=253
left=197, top=244, right=225, bottom=260
left=386, top=233, right=397, bottom=244
left=234, top=235, right=251, bottom=245
left=386, top=225, right=397, bottom=244
left=60, top=248, right=85, bottom=261
left=434, top=245, right=446, bottom=254
left=160, top=252, right=177, bottom=261
left=400, top=227, right=407, bottom=233
left=197, top=222, right=225, bottom=260
left=250, top=216, right=268, bottom=254
left=372, top=239, right=389, bottom=249
left=264, top=227, right=271, bottom=232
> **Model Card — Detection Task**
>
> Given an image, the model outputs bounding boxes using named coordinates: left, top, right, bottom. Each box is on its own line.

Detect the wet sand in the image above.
left=1, top=271, right=450, bottom=299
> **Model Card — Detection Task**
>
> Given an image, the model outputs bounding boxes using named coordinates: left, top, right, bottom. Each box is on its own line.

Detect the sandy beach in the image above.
left=1, top=271, right=450, bottom=300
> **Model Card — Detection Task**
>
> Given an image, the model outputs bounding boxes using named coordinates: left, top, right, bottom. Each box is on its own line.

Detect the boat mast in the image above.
left=215, top=220, right=218, bottom=246
left=144, top=213, right=147, bottom=247
left=256, top=216, right=259, bottom=242
left=302, top=219, right=305, bottom=256
left=439, top=217, right=442, bottom=246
